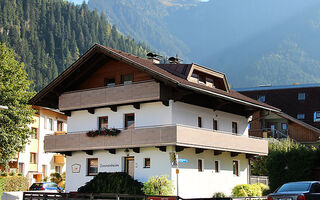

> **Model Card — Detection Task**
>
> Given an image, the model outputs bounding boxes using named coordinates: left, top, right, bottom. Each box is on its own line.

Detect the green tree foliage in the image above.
left=0, top=178, right=3, bottom=198
left=77, top=172, right=144, bottom=194
left=142, top=175, right=174, bottom=196
left=232, top=183, right=268, bottom=197
left=251, top=139, right=320, bottom=192
left=0, top=43, right=34, bottom=167
left=0, top=0, right=151, bottom=91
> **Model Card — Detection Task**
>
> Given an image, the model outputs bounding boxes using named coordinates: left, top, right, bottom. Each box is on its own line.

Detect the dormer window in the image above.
left=121, top=74, right=133, bottom=85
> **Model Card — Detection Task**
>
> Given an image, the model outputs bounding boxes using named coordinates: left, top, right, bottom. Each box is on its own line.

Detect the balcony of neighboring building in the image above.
left=58, top=80, right=161, bottom=111
left=54, top=154, right=66, bottom=165
left=44, top=124, right=268, bottom=156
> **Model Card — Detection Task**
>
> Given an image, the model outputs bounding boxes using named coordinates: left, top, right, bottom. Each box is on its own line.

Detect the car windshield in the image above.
left=277, top=182, right=311, bottom=192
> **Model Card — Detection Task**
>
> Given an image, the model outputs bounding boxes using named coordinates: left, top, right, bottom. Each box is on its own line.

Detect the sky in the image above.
left=68, top=0, right=87, bottom=5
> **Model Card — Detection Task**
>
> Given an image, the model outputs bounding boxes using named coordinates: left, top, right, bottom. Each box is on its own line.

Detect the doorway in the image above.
left=124, top=157, right=134, bottom=178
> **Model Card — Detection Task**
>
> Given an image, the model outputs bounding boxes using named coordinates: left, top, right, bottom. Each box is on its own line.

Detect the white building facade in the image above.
left=30, top=44, right=276, bottom=197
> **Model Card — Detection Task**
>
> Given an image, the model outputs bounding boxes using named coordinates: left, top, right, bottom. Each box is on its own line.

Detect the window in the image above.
left=297, top=114, right=305, bottom=120
left=298, top=93, right=306, bottom=100
left=257, top=95, right=265, bottom=103
left=44, top=117, right=47, bottom=129
left=281, top=123, right=287, bottom=130
left=198, top=116, right=202, bottom=128
left=18, top=163, right=24, bottom=174
left=198, top=74, right=206, bottom=84
left=191, top=72, right=199, bottom=79
left=42, top=165, right=47, bottom=178
left=233, top=160, right=239, bottom=176
left=49, top=118, right=53, bottom=131
left=31, top=128, right=38, bottom=139
left=232, top=122, right=238, bottom=134
left=30, top=153, right=37, bottom=164
left=214, top=160, right=220, bottom=173
left=87, top=158, right=98, bottom=176
left=198, top=159, right=203, bottom=172
left=98, top=116, right=108, bottom=129
left=57, top=121, right=63, bottom=131
left=248, top=123, right=251, bottom=130
left=125, top=113, right=135, bottom=129
left=144, top=158, right=150, bottom=168
left=314, top=111, right=320, bottom=122
left=104, top=78, right=115, bottom=87
left=121, top=74, right=133, bottom=85
left=213, top=119, right=218, bottom=130
left=55, top=166, right=61, bottom=174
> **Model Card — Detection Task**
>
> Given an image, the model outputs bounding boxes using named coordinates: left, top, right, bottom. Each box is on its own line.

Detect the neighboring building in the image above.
left=236, top=84, right=320, bottom=129
left=4, top=106, right=67, bottom=185
left=30, top=44, right=278, bottom=197
left=248, top=110, right=320, bottom=145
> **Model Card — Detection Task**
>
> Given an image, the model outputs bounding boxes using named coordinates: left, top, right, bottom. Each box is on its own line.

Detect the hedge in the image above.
left=77, top=172, right=144, bottom=194
left=0, top=177, right=4, bottom=198
left=251, top=139, right=320, bottom=192
left=2, top=176, right=28, bottom=192
left=232, top=183, right=268, bottom=197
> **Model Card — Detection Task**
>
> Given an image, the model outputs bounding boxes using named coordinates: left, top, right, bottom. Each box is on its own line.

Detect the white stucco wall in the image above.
left=170, top=148, right=248, bottom=198
left=65, top=147, right=172, bottom=192
left=67, top=102, right=172, bottom=133
left=172, top=101, right=249, bottom=136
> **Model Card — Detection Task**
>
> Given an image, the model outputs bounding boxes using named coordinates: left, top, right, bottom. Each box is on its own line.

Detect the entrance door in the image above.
left=125, top=157, right=134, bottom=178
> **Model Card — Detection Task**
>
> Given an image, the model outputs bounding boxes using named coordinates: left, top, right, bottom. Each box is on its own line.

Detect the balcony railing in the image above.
left=45, top=124, right=268, bottom=155
left=58, top=80, right=160, bottom=111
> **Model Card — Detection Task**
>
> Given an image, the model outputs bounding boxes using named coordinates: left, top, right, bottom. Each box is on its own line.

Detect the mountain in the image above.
left=0, top=0, right=150, bottom=91
left=85, top=0, right=320, bottom=87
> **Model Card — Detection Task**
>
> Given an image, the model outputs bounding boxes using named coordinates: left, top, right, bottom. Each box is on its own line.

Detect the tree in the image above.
left=142, top=175, right=174, bottom=195
left=0, top=43, right=35, bottom=168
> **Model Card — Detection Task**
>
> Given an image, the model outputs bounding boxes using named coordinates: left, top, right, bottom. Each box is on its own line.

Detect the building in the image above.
left=4, top=106, right=67, bottom=185
left=29, top=44, right=278, bottom=197
left=236, top=84, right=320, bottom=144
left=236, top=84, right=320, bottom=129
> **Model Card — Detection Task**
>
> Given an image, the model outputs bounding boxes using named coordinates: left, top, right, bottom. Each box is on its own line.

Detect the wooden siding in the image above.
left=76, top=60, right=152, bottom=90
left=288, top=123, right=318, bottom=142
left=44, top=125, right=268, bottom=155
left=59, top=81, right=160, bottom=111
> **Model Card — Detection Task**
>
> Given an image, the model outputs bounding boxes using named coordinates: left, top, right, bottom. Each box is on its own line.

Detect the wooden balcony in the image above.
left=44, top=125, right=268, bottom=155
left=59, top=80, right=160, bottom=111
left=55, top=131, right=67, bottom=135
left=54, top=154, right=66, bottom=165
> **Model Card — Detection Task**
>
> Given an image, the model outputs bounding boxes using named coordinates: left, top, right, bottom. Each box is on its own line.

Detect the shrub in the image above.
left=0, top=172, right=8, bottom=176
left=9, top=172, right=16, bottom=176
left=3, top=176, right=28, bottom=192
left=78, top=172, right=143, bottom=194
left=0, top=177, right=4, bottom=198
left=213, top=192, right=226, bottom=198
left=232, top=184, right=265, bottom=197
left=50, top=172, right=64, bottom=184
left=142, top=175, right=174, bottom=195
left=17, top=173, right=23, bottom=176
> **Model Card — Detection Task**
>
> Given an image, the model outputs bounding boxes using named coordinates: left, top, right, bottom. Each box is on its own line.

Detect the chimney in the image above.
left=147, top=53, right=161, bottom=64
left=168, top=55, right=183, bottom=64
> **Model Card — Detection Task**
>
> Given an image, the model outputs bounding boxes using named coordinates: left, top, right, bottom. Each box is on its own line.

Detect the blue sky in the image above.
left=67, top=0, right=87, bottom=5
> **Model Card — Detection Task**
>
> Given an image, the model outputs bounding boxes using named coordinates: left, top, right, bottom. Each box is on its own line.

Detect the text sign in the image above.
left=178, top=158, right=188, bottom=163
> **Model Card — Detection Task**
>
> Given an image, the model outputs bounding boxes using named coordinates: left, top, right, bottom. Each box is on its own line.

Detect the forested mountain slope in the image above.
left=0, top=0, right=150, bottom=91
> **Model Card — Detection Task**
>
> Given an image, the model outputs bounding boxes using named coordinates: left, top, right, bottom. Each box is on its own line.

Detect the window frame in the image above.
left=214, top=160, right=220, bottom=173
left=198, top=116, right=202, bottom=128
left=298, top=93, right=306, bottom=101
left=31, top=127, right=38, bottom=139
left=297, top=113, right=305, bottom=120
left=57, top=120, right=63, bottom=132
left=121, top=74, right=133, bottom=85
left=233, top=160, right=239, bottom=176
left=198, top=159, right=204, bottom=172
left=314, top=111, right=320, bottom=122
left=18, top=163, right=24, bottom=174
left=232, top=122, right=238, bottom=134
left=87, top=158, right=98, bottom=176
left=257, top=95, right=266, bottom=103
left=144, top=158, right=150, bottom=168
left=213, top=119, right=218, bottom=130
left=104, top=77, right=116, bottom=87
left=49, top=118, right=53, bottom=131
left=30, top=153, right=37, bottom=164
left=98, top=116, right=108, bottom=129
left=124, top=113, right=135, bottom=129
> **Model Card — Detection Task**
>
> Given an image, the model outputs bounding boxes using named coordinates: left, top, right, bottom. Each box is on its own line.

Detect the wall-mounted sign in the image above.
left=71, top=164, right=81, bottom=173
left=178, top=158, right=189, bottom=163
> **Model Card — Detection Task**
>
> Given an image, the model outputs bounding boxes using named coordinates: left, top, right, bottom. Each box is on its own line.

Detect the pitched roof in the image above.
left=29, top=44, right=280, bottom=112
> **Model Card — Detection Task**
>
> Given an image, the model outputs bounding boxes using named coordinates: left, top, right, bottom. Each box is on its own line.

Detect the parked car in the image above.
left=267, top=181, right=320, bottom=200
left=29, top=182, right=64, bottom=192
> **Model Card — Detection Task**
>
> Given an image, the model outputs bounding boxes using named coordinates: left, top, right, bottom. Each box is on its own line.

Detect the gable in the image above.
left=74, top=60, right=152, bottom=91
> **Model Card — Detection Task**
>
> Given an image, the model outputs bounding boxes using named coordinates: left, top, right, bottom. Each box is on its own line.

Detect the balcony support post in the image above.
left=84, top=150, right=93, bottom=155
left=88, top=108, right=95, bottom=114
left=214, top=150, right=222, bottom=156
left=133, top=103, right=140, bottom=110
left=131, top=147, right=140, bottom=153
left=110, top=105, right=117, bottom=112
left=175, top=146, right=185, bottom=152
left=231, top=152, right=239, bottom=157
left=195, top=148, right=204, bottom=154
left=156, top=146, right=167, bottom=152
left=106, top=149, right=116, bottom=154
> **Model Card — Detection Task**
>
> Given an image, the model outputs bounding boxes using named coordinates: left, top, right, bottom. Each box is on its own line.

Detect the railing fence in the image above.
left=249, top=175, right=269, bottom=186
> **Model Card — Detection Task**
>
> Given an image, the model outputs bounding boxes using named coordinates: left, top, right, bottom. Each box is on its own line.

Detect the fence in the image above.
left=23, top=192, right=267, bottom=200
left=249, top=176, right=269, bottom=186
